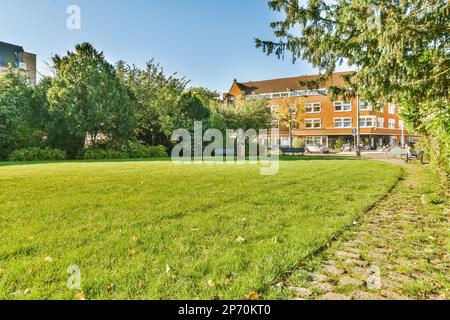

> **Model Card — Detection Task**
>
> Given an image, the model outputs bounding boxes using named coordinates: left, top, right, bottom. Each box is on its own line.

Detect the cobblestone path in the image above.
left=275, top=164, right=449, bottom=300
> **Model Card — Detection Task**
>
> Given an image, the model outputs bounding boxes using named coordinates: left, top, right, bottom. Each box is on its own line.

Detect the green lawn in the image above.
left=0, top=159, right=402, bottom=300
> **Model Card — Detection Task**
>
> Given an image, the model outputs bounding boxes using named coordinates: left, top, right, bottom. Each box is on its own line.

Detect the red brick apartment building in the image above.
left=225, top=72, right=411, bottom=149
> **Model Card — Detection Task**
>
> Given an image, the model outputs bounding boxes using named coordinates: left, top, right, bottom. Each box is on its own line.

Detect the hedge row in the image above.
left=8, top=145, right=168, bottom=161
left=9, top=147, right=67, bottom=161
left=83, top=145, right=168, bottom=160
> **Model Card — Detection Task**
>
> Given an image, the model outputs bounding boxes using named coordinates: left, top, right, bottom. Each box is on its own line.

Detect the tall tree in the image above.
left=0, top=70, right=37, bottom=159
left=256, top=0, right=449, bottom=185
left=116, top=60, right=189, bottom=146
left=211, top=98, right=272, bottom=132
left=47, top=43, right=135, bottom=155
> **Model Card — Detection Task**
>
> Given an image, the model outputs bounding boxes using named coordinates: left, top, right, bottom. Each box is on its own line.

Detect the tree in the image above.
left=211, top=98, right=272, bottom=132
left=273, top=98, right=305, bottom=147
left=116, top=60, right=189, bottom=146
left=0, top=69, right=37, bottom=159
left=47, top=43, right=135, bottom=156
left=256, top=0, right=449, bottom=186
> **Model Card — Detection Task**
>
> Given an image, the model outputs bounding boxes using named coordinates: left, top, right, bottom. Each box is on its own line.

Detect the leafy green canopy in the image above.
left=256, top=0, right=449, bottom=185
left=47, top=43, right=135, bottom=156
left=116, top=61, right=220, bottom=146
left=0, top=70, right=37, bottom=159
left=210, top=98, right=272, bottom=133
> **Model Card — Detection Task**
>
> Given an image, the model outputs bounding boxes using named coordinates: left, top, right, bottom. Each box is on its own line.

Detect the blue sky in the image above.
left=1, top=0, right=351, bottom=93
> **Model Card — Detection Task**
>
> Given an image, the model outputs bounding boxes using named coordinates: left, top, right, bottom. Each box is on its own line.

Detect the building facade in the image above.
left=225, top=72, right=410, bottom=149
left=0, top=41, right=37, bottom=85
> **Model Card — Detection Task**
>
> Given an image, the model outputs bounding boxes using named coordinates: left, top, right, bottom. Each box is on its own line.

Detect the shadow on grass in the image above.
left=0, top=155, right=364, bottom=168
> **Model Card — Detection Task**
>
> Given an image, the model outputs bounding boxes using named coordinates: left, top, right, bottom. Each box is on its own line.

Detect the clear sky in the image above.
left=1, top=0, right=352, bottom=93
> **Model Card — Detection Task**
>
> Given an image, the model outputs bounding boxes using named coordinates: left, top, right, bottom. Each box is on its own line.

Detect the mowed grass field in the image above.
left=0, top=159, right=402, bottom=300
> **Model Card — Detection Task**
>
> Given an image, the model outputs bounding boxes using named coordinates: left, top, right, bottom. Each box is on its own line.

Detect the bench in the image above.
left=281, top=147, right=305, bottom=156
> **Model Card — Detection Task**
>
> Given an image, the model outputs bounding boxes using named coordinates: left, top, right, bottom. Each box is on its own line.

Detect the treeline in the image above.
left=0, top=43, right=271, bottom=161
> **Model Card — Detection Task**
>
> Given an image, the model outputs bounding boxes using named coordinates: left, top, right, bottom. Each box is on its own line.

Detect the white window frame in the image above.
left=245, top=88, right=328, bottom=100
left=359, top=101, right=372, bottom=111
left=271, top=120, right=280, bottom=129
left=334, top=101, right=352, bottom=112
left=334, top=117, right=352, bottom=128
left=269, top=104, right=279, bottom=113
left=388, top=119, right=397, bottom=129
left=280, top=137, right=291, bottom=147
left=377, top=118, right=385, bottom=128
left=388, top=103, right=396, bottom=115
left=359, top=116, right=376, bottom=128
left=305, top=136, right=328, bottom=147
left=305, top=118, right=322, bottom=129
left=305, top=102, right=322, bottom=114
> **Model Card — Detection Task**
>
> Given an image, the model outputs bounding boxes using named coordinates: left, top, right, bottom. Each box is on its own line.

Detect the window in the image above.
left=306, top=136, right=328, bottom=147
left=281, top=137, right=290, bottom=147
left=334, top=117, right=352, bottom=128
left=377, top=118, right=385, bottom=128
left=270, top=137, right=279, bottom=145
left=269, top=104, right=279, bottom=113
left=334, top=101, right=352, bottom=112
left=305, top=119, right=321, bottom=129
left=271, top=120, right=280, bottom=128
left=305, top=102, right=322, bottom=113
left=389, top=119, right=396, bottom=129
left=359, top=116, right=376, bottom=128
left=359, top=101, right=372, bottom=111
left=388, top=103, right=396, bottom=115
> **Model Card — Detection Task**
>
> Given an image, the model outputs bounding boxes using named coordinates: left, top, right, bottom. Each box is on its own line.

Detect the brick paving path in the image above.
left=281, top=164, right=449, bottom=300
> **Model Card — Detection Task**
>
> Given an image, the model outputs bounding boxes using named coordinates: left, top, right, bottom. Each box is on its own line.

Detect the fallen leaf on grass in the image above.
left=44, top=256, right=53, bottom=263
left=128, top=249, right=137, bottom=257
left=207, top=279, right=214, bottom=287
left=236, top=236, right=246, bottom=243
left=247, top=291, right=262, bottom=300
left=75, top=292, right=86, bottom=300
left=132, top=236, right=140, bottom=244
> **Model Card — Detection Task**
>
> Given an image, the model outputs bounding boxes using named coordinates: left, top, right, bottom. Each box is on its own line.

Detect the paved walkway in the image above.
left=282, top=164, right=449, bottom=300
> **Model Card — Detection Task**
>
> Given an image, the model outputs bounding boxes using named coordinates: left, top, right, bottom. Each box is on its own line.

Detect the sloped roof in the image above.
left=233, top=71, right=354, bottom=95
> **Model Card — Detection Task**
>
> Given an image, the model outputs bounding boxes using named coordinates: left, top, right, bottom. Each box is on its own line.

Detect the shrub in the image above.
left=83, top=144, right=168, bottom=160
left=147, top=145, right=168, bottom=158
left=9, top=147, right=67, bottom=161
left=126, top=143, right=168, bottom=159
left=83, top=148, right=128, bottom=160
left=335, top=139, right=345, bottom=151
left=292, top=137, right=305, bottom=148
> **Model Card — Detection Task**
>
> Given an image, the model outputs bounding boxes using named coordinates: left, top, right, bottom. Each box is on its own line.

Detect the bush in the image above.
left=83, top=148, right=128, bottom=160
left=9, top=147, right=67, bottom=161
left=292, top=137, right=305, bottom=148
left=126, top=143, right=168, bottom=159
left=335, top=139, right=345, bottom=151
